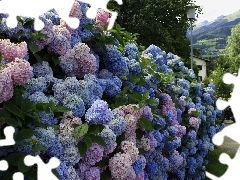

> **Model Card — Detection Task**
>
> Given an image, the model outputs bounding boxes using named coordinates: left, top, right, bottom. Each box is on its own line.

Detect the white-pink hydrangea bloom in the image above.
left=137, top=137, right=151, bottom=151
left=0, top=39, right=27, bottom=62
left=124, top=166, right=136, bottom=180
left=121, top=140, right=139, bottom=162
left=53, top=20, right=71, bottom=41
left=189, top=117, right=201, bottom=129
left=6, top=58, right=33, bottom=85
left=0, top=68, right=14, bottom=103
left=188, top=108, right=197, bottom=115
left=109, top=152, right=133, bottom=180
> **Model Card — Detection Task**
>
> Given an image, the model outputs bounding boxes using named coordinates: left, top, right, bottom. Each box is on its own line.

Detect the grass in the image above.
left=205, top=146, right=235, bottom=179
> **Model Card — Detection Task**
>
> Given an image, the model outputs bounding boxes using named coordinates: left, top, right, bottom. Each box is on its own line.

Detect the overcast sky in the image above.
left=195, top=0, right=240, bottom=23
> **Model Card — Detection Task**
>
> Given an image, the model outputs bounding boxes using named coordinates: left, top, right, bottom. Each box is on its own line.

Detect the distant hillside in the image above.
left=189, top=10, right=240, bottom=58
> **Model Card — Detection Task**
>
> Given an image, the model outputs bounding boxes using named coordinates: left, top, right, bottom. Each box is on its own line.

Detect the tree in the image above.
left=209, top=24, right=240, bottom=100
left=224, top=23, right=240, bottom=73
left=108, top=0, right=202, bottom=67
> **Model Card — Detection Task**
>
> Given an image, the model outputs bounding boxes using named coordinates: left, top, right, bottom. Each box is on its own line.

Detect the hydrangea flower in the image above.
left=85, top=100, right=113, bottom=124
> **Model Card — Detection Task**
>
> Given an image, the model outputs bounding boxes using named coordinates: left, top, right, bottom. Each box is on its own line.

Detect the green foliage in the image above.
left=112, top=56, right=174, bottom=109
left=74, top=123, right=106, bottom=156
left=86, top=23, right=139, bottom=53
left=108, top=0, right=202, bottom=66
left=0, top=86, right=69, bottom=179
left=209, top=24, right=240, bottom=100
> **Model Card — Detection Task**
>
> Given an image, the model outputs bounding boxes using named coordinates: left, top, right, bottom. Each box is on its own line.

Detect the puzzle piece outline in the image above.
left=0, top=126, right=61, bottom=180
left=0, top=0, right=123, bottom=31
left=205, top=69, right=240, bottom=179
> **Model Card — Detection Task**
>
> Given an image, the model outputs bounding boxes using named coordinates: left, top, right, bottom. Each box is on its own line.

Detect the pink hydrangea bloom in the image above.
left=109, top=152, right=133, bottom=179
left=0, top=39, right=27, bottom=62
left=189, top=117, right=201, bottom=129
left=6, top=58, right=33, bottom=85
left=59, top=43, right=97, bottom=78
left=96, top=9, right=110, bottom=30
left=69, top=0, right=82, bottom=19
left=124, top=166, right=136, bottom=180
left=0, top=68, right=14, bottom=103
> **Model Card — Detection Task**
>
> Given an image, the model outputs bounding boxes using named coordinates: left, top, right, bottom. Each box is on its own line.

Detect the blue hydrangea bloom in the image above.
left=108, top=111, right=127, bottom=136
left=132, top=157, right=145, bottom=175
left=85, top=100, right=113, bottom=124
left=63, top=94, right=85, bottom=118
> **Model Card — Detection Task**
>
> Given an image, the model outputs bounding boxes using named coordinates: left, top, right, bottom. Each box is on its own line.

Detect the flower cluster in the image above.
left=0, top=1, right=224, bottom=180
left=0, top=39, right=28, bottom=62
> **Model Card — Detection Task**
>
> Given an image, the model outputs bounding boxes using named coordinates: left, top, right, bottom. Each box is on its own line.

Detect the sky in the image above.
left=195, top=0, right=240, bottom=24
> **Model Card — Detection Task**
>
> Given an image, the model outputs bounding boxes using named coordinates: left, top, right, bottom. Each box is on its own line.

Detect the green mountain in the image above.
left=190, top=10, right=240, bottom=58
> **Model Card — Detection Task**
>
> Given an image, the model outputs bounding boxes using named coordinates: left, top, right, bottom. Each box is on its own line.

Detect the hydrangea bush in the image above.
left=0, top=1, right=225, bottom=180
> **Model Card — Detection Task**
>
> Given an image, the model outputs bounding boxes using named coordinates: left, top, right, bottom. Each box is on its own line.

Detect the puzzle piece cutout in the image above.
left=0, top=0, right=122, bottom=31
left=24, top=155, right=60, bottom=180
left=205, top=69, right=240, bottom=179
left=0, top=126, right=15, bottom=146
left=0, top=126, right=60, bottom=180
left=0, top=126, right=15, bottom=171
left=206, top=147, right=240, bottom=179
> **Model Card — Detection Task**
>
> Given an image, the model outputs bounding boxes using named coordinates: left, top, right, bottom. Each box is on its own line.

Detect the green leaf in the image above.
left=142, top=91, right=149, bottom=100
left=154, top=124, right=162, bottom=129
left=15, top=31, right=23, bottom=39
left=52, top=56, right=60, bottom=66
left=53, top=105, right=70, bottom=113
left=78, top=141, right=88, bottom=156
left=129, top=75, right=141, bottom=84
left=116, top=133, right=125, bottom=145
left=84, top=137, right=93, bottom=148
left=4, top=152, right=28, bottom=166
left=138, top=118, right=154, bottom=131
left=42, top=54, right=51, bottom=61
left=128, top=92, right=142, bottom=102
left=23, top=18, right=34, bottom=27
left=3, top=117, right=19, bottom=127
left=90, top=135, right=106, bottom=147
left=3, top=101, right=24, bottom=120
left=34, top=53, right=42, bottom=62
left=88, top=124, right=104, bottom=135
left=138, top=148, right=146, bottom=154
left=74, top=123, right=89, bottom=139
left=95, top=157, right=109, bottom=167
left=28, top=42, right=39, bottom=54
left=16, top=16, right=23, bottom=23
left=18, top=156, right=31, bottom=172
left=15, top=129, right=35, bottom=142
left=100, top=168, right=111, bottom=180
left=145, top=98, right=159, bottom=105
left=136, top=128, right=144, bottom=140
left=52, top=169, right=60, bottom=179
left=33, top=144, right=47, bottom=153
